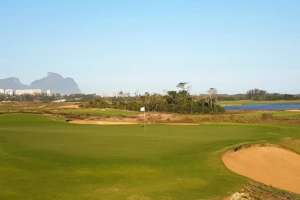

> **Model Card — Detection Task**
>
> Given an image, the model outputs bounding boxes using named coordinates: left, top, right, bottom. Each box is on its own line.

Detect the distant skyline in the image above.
left=1, top=0, right=300, bottom=94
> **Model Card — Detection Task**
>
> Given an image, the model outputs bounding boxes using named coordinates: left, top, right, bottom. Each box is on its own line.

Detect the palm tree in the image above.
left=176, top=82, right=189, bottom=91
left=208, top=88, right=218, bottom=112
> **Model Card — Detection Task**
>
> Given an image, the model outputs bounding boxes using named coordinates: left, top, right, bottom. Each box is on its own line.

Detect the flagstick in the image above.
left=140, top=106, right=146, bottom=131
left=144, top=109, right=146, bottom=127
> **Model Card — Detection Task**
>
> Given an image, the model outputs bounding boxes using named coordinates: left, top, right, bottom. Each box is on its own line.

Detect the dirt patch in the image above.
left=224, top=182, right=300, bottom=200
left=137, top=113, right=179, bottom=122
left=222, top=145, right=300, bottom=195
left=59, top=104, right=80, bottom=109
left=160, top=123, right=199, bottom=126
left=287, top=110, right=300, bottom=112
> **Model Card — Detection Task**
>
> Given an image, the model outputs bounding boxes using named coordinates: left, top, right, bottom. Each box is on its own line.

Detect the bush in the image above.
left=261, top=113, right=273, bottom=120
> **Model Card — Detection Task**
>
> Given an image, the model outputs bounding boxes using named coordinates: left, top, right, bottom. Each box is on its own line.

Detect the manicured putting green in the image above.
left=0, top=114, right=299, bottom=200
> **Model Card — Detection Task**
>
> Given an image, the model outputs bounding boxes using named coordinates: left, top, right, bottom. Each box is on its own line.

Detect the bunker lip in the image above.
left=222, top=144, right=300, bottom=195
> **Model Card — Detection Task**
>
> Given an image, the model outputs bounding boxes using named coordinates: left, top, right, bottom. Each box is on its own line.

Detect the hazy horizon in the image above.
left=1, top=0, right=300, bottom=94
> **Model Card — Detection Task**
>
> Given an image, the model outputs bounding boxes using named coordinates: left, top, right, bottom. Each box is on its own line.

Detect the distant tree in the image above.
left=176, top=82, right=189, bottom=91
left=247, top=89, right=267, bottom=100
left=207, top=88, right=218, bottom=112
left=208, top=88, right=218, bottom=99
left=0, top=94, right=5, bottom=101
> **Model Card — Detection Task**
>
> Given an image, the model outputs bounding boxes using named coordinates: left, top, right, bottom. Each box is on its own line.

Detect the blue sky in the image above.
left=0, top=0, right=300, bottom=94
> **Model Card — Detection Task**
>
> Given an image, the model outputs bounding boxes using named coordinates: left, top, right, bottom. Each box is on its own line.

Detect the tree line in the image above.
left=82, top=87, right=224, bottom=114
left=218, top=88, right=300, bottom=101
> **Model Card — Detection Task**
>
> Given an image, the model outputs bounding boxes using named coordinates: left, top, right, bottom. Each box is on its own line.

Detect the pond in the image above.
left=224, top=103, right=300, bottom=111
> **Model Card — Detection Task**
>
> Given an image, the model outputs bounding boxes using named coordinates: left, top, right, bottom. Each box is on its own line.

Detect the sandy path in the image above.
left=222, top=145, right=300, bottom=194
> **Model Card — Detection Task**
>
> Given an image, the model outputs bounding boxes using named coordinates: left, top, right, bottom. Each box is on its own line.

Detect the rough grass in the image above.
left=1, top=114, right=300, bottom=200
left=55, top=108, right=139, bottom=117
left=0, top=102, right=139, bottom=118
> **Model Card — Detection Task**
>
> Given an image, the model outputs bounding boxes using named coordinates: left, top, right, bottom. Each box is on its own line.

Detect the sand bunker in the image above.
left=70, top=120, right=138, bottom=125
left=69, top=120, right=199, bottom=126
left=222, top=145, right=300, bottom=194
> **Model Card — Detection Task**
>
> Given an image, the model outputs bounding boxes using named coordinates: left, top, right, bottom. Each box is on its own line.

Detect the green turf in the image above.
left=0, top=114, right=300, bottom=200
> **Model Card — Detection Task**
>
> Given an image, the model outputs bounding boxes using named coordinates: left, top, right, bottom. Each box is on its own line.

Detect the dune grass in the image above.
left=0, top=114, right=300, bottom=200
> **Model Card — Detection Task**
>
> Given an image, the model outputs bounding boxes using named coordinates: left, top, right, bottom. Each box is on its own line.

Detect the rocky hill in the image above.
left=0, top=72, right=81, bottom=95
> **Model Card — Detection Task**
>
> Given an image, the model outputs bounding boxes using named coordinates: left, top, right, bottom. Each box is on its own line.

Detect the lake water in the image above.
left=224, top=103, right=300, bottom=111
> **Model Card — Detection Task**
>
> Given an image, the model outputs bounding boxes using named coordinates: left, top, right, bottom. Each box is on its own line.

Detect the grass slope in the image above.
left=0, top=114, right=299, bottom=200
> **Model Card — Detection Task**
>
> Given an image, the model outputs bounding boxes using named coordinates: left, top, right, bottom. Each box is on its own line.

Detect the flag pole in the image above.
left=140, top=106, right=146, bottom=128
left=144, top=108, right=146, bottom=127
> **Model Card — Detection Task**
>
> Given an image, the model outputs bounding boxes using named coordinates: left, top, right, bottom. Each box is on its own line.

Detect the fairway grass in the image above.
left=0, top=114, right=300, bottom=200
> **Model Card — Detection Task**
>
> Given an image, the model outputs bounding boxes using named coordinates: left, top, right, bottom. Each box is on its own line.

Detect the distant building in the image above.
left=15, top=89, right=42, bottom=96
left=53, top=99, right=66, bottom=103
left=0, top=89, right=4, bottom=94
left=5, top=89, right=14, bottom=96
left=46, top=89, right=51, bottom=96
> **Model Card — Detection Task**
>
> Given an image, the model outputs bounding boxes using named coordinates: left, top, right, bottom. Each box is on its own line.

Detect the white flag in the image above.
left=140, top=107, right=145, bottom=112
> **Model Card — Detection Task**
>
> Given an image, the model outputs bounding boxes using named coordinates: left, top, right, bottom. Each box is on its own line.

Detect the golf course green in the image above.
left=0, top=113, right=300, bottom=200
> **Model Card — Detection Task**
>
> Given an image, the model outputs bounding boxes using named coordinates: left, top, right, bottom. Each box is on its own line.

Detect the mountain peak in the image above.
left=30, top=73, right=81, bottom=95
left=0, top=77, right=27, bottom=89
left=0, top=73, right=81, bottom=94
left=5, top=77, right=20, bottom=82
left=47, top=72, right=63, bottom=78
